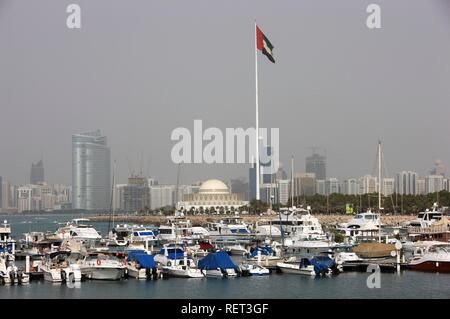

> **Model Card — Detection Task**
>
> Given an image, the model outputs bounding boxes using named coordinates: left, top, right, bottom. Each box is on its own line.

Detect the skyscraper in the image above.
left=30, top=160, right=44, bottom=184
left=395, top=171, right=418, bottom=195
left=0, top=176, right=2, bottom=209
left=72, top=130, right=111, bottom=210
left=305, top=153, right=326, bottom=180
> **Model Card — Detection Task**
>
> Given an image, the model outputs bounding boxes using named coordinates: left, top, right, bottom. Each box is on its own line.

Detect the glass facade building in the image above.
left=72, top=130, right=111, bottom=210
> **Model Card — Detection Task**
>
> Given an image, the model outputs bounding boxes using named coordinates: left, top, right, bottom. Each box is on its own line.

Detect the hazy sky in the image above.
left=0, top=0, right=449, bottom=186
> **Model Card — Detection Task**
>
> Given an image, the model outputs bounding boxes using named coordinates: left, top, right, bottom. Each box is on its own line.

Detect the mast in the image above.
left=108, top=160, right=116, bottom=234
left=255, top=22, right=260, bottom=201
left=378, top=141, right=382, bottom=243
left=291, top=156, right=294, bottom=207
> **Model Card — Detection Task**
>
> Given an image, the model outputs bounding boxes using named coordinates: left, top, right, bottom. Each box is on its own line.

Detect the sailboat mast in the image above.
left=378, top=141, right=382, bottom=243
left=291, top=156, right=294, bottom=207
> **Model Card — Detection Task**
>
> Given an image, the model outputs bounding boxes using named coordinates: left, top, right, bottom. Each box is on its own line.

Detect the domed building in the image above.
left=177, top=179, right=248, bottom=212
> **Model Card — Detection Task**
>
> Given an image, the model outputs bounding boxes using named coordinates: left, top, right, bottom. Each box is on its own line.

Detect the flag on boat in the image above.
left=256, top=25, right=275, bottom=63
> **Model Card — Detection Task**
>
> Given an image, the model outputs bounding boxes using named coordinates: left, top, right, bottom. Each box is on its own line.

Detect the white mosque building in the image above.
left=177, top=179, right=248, bottom=212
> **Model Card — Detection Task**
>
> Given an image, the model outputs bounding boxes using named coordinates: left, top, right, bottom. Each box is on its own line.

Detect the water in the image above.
left=1, top=214, right=449, bottom=299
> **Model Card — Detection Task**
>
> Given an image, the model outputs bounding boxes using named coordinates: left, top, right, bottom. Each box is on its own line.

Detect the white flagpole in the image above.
left=255, top=22, right=260, bottom=201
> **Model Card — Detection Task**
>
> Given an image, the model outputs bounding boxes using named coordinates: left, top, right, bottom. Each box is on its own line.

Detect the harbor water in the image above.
left=1, top=214, right=449, bottom=299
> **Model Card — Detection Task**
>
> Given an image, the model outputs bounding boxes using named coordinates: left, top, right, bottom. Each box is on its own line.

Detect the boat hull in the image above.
left=82, top=267, right=124, bottom=280
left=409, top=261, right=450, bottom=273
left=277, top=263, right=316, bottom=276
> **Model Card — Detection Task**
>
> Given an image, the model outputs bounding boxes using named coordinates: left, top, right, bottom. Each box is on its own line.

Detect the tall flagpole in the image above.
left=255, top=21, right=260, bottom=201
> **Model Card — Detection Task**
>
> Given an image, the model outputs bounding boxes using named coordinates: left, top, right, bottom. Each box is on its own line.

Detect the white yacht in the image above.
left=126, top=250, right=156, bottom=279
left=271, top=206, right=326, bottom=241
left=338, top=210, right=381, bottom=238
left=207, top=217, right=252, bottom=238
left=56, top=219, right=102, bottom=241
left=79, top=253, right=125, bottom=280
left=0, top=220, right=16, bottom=255
left=408, top=203, right=444, bottom=228
left=109, top=224, right=159, bottom=247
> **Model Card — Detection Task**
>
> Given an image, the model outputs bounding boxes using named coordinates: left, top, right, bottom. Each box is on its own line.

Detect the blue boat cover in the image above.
left=198, top=251, right=239, bottom=271
left=310, top=256, right=335, bottom=274
left=250, top=245, right=273, bottom=257
left=127, top=250, right=155, bottom=268
left=159, top=248, right=185, bottom=260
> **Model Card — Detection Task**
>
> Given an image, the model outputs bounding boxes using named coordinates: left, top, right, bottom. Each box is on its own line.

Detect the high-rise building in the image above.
left=123, top=176, right=150, bottom=212
left=325, top=177, right=340, bottom=195
left=305, top=153, right=326, bottom=180
left=416, top=178, right=426, bottom=195
left=316, top=180, right=326, bottom=195
left=343, top=178, right=358, bottom=195
left=72, top=130, right=111, bottom=210
left=0, top=176, right=2, bottom=210
left=382, top=178, right=395, bottom=196
left=425, top=175, right=444, bottom=193
left=149, top=185, right=175, bottom=210
left=358, top=175, right=377, bottom=194
left=294, top=173, right=316, bottom=196
left=395, top=171, right=418, bottom=195
left=278, top=180, right=290, bottom=205
left=260, top=183, right=279, bottom=204
left=30, top=160, right=45, bottom=185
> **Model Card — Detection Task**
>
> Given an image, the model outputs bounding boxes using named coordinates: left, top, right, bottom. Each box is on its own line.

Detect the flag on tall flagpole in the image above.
left=256, top=25, right=275, bottom=63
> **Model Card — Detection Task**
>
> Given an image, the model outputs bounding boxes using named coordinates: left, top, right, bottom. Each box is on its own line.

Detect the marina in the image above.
left=1, top=208, right=449, bottom=298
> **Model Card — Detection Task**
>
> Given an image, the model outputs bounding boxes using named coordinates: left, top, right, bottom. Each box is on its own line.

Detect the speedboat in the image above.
left=227, top=243, right=248, bottom=256
left=79, top=253, right=125, bottom=280
left=338, top=210, right=381, bottom=238
left=0, top=253, right=29, bottom=285
left=40, top=251, right=82, bottom=283
left=277, top=258, right=316, bottom=276
left=153, top=245, right=203, bottom=278
left=408, top=243, right=450, bottom=273
left=240, top=264, right=270, bottom=276
left=408, top=203, right=444, bottom=228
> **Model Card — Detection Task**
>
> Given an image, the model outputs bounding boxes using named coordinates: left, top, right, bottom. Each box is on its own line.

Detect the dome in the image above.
left=199, top=179, right=230, bottom=194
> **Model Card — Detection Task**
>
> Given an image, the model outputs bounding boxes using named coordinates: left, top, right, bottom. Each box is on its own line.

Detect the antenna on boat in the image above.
left=290, top=156, right=294, bottom=208
left=377, top=141, right=382, bottom=243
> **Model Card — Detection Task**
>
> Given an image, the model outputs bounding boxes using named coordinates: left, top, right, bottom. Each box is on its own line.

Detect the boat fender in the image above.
left=96, top=259, right=102, bottom=266
left=167, top=261, right=171, bottom=267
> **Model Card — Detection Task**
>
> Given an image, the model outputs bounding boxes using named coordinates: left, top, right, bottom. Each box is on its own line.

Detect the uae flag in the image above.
left=256, top=25, right=275, bottom=63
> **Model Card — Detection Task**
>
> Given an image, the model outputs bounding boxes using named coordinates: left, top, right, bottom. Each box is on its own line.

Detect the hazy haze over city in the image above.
left=0, top=0, right=449, bottom=185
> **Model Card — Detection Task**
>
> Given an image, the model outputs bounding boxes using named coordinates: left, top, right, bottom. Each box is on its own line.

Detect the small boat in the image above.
left=227, top=244, right=248, bottom=256
left=198, top=251, right=239, bottom=277
left=240, top=264, right=270, bottom=276
left=0, top=253, right=29, bottom=285
left=277, top=259, right=316, bottom=276
left=40, top=251, right=82, bottom=283
left=126, top=250, right=156, bottom=279
left=352, top=242, right=395, bottom=258
left=408, top=243, right=450, bottom=273
left=79, top=253, right=125, bottom=280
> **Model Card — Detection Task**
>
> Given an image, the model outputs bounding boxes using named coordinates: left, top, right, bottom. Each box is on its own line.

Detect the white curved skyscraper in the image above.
left=72, top=130, right=111, bottom=210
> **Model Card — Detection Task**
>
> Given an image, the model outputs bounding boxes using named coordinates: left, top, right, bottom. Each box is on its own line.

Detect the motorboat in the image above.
left=0, top=253, right=29, bottom=285
left=153, top=245, right=187, bottom=266
left=283, top=239, right=338, bottom=258
left=227, top=243, right=249, bottom=256
left=245, top=245, right=284, bottom=268
left=40, top=251, right=82, bottom=283
left=126, top=250, right=157, bottom=279
left=240, top=263, right=270, bottom=276
left=198, top=251, right=239, bottom=277
left=408, top=203, right=444, bottom=228
left=408, top=243, right=450, bottom=273
left=276, top=258, right=316, bottom=276
left=56, top=219, right=102, bottom=241
left=271, top=206, right=326, bottom=241
left=207, top=217, right=252, bottom=238
left=154, top=245, right=203, bottom=278
left=0, top=220, right=16, bottom=255
left=79, top=253, right=125, bottom=280
left=338, top=210, right=382, bottom=238
left=334, top=252, right=363, bottom=266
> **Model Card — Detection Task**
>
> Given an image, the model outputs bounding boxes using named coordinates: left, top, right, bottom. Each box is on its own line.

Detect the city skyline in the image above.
left=1, top=0, right=449, bottom=187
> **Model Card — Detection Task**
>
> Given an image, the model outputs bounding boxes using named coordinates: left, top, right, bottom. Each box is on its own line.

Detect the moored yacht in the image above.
left=40, top=251, right=82, bottom=283
left=79, top=253, right=125, bottom=280
left=56, top=219, right=102, bottom=241
left=408, top=243, right=450, bottom=273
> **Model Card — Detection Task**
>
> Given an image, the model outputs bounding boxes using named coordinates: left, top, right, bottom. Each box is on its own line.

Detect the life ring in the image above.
left=167, top=261, right=172, bottom=267
left=96, top=259, right=101, bottom=266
